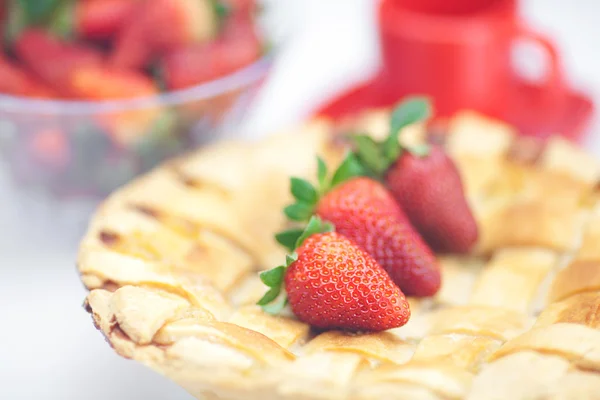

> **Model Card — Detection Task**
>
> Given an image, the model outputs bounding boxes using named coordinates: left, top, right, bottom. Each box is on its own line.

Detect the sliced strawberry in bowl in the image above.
left=13, top=29, right=104, bottom=95
left=216, top=13, right=263, bottom=73
left=162, top=14, right=262, bottom=91
left=162, top=44, right=224, bottom=90
left=68, top=66, right=161, bottom=146
left=150, top=0, right=219, bottom=52
left=68, top=66, right=157, bottom=100
left=76, top=0, right=141, bottom=39
left=0, top=56, right=56, bottom=99
left=110, top=0, right=218, bottom=69
left=219, top=0, right=256, bottom=14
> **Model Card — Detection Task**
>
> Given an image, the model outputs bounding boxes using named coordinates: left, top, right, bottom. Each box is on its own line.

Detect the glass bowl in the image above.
left=0, top=54, right=272, bottom=199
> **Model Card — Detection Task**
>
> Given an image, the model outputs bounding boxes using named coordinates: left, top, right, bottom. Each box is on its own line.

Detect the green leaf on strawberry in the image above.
left=282, top=152, right=365, bottom=223
left=258, top=216, right=333, bottom=314
left=275, top=228, right=304, bottom=252
left=283, top=202, right=313, bottom=222
left=330, top=152, right=366, bottom=188
left=7, top=0, right=75, bottom=40
left=212, top=0, right=231, bottom=20
left=15, top=0, right=64, bottom=25
left=290, top=177, right=318, bottom=203
left=353, top=96, right=433, bottom=178
left=389, top=96, right=432, bottom=145
left=317, top=156, right=328, bottom=189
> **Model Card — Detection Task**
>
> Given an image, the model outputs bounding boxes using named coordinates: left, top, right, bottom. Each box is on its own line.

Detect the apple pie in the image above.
left=78, top=110, right=600, bottom=399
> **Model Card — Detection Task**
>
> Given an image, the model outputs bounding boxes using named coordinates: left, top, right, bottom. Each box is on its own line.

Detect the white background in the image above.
left=1, top=0, right=600, bottom=399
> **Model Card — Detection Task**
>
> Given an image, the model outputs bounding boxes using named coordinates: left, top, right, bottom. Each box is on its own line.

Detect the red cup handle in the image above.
left=515, top=26, right=564, bottom=103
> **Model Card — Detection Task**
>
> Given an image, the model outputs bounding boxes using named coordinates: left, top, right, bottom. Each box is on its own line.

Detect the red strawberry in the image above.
left=217, top=13, right=262, bottom=72
left=76, top=0, right=139, bottom=39
left=68, top=66, right=157, bottom=100
left=14, top=29, right=103, bottom=94
left=317, top=177, right=441, bottom=297
left=107, top=13, right=150, bottom=70
left=219, top=0, right=255, bottom=13
left=162, top=14, right=261, bottom=90
left=110, top=0, right=217, bottom=69
left=0, top=57, right=55, bottom=98
left=259, top=218, right=410, bottom=331
left=151, top=0, right=218, bottom=52
left=162, top=32, right=261, bottom=90
left=67, top=67, right=159, bottom=145
left=386, top=146, right=478, bottom=253
left=162, top=44, right=223, bottom=90
left=351, top=97, right=479, bottom=253
left=278, top=155, right=441, bottom=297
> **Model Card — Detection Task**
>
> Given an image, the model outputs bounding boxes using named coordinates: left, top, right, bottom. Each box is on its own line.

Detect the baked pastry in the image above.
left=79, top=110, right=600, bottom=399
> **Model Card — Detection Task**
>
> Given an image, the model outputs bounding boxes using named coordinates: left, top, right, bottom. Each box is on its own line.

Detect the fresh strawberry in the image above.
left=259, top=217, right=411, bottom=331
left=68, top=66, right=159, bottom=145
left=76, top=0, right=139, bottom=39
left=278, top=155, right=441, bottom=297
left=162, top=27, right=261, bottom=91
left=162, top=14, right=261, bottom=90
left=219, top=0, right=256, bottom=13
left=217, top=13, right=262, bottom=72
left=351, top=97, right=479, bottom=253
left=106, top=11, right=150, bottom=70
left=13, top=29, right=103, bottom=94
left=110, top=0, right=217, bottom=70
left=386, top=146, right=478, bottom=253
left=68, top=66, right=157, bottom=100
left=162, top=44, right=223, bottom=90
left=0, top=57, right=55, bottom=98
left=151, top=0, right=218, bottom=52
left=317, top=177, right=441, bottom=296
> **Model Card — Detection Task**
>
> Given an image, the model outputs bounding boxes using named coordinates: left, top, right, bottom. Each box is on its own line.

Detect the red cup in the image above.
left=395, top=0, right=515, bottom=15
left=379, top=0, right=564, bottom=118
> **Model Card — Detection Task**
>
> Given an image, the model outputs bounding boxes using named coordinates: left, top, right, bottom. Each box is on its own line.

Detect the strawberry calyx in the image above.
left=352, top=96, right=433, bottom=178
left=7, top=0, right=75, bottom=41
left=258, top=216, right=334, bottom=314
left=281, top=152, right=364, bottom=224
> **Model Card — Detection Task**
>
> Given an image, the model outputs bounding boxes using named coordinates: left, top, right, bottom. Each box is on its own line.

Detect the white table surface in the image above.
left=2, top=0, right=600, bottom=399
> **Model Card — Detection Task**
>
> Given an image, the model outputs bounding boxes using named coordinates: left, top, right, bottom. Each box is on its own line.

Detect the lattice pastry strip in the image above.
left=229, top=305, right=310, bottom=349
left=467, top=351, right=600, bottom=400
left=540, top=136, right=600, bottom=187
left=427, top=306, right=531, bottom=341
left=575, top=203, right=600, bottom=262
left=535, top=291, right=600, bottom=329
left=304, top=331, right=415, bottom=366
left=354, top=361, right=474, bottom=400
left=549, top=259, right=600, bottom=303
left=490, top=323, right=600, bottom=370
left=434, top=256, right=483, bottom=307
left=103, top=168, right=260, bottom=261
left=83, top=206, right=255, bottom=293
left=469, top=248, right=558, bottom=313
left=411, top=334, right=501, bottom=373
left=468, top=289, right=600, bottom=398
left=473, top=197, right=587, bottom=254
left=446, top=111, right=515, bottom=199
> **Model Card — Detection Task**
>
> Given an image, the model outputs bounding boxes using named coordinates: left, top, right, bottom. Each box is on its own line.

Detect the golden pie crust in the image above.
left=78, top=110, right=600, bottom=399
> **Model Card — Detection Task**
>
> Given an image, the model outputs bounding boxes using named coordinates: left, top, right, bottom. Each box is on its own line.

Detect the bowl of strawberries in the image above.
left=0, top=0, right=271, bottom=197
